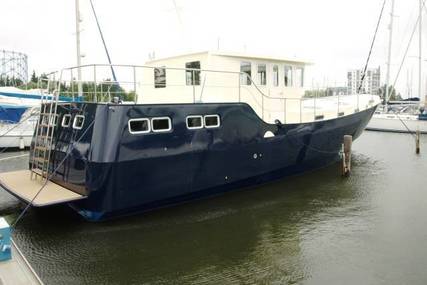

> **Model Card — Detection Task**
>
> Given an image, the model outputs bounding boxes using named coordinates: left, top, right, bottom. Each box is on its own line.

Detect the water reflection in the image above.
left=4, top=150, right=383, bottom=284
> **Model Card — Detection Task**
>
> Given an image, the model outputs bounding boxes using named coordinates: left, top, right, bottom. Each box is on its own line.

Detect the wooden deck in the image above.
left=0, top=239, right=43, bottom=285
left=0, top=170, right=85, bottom=207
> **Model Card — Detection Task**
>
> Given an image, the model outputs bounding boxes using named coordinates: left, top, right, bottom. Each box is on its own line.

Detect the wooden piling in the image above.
left=342, top=135, right=353, bottom=177
left=416, top=130, right=420, bottom=154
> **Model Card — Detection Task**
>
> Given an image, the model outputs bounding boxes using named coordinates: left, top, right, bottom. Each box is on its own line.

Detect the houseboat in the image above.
left=0, top=51, right=380, bottom=221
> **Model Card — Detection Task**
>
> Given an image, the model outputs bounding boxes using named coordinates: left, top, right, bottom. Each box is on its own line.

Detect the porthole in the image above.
left=62, top=114, right=72, bottom=127
left=73, top=115, right=85, bottom=130
left=204, top=115, right=220, bottom=128
left=128, top=118, right=150, bottom=134
left=151, top=117, right=172, bottom=133
left=186, top=115, right=203, bottom=129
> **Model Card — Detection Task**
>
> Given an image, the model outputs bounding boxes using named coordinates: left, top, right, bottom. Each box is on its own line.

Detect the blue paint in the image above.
left=0, top=218, right=11, bottom=261
left=0, top=105, right=27, bottom=123
left=0, top=91, right=74, bottom=102
left=22, top=102, right=377, bottom=221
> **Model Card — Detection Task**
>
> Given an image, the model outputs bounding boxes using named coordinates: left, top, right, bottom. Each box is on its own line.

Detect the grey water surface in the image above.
left=1, top=131, right=426, bottom=284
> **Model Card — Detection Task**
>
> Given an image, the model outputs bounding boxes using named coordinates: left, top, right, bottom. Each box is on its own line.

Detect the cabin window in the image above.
left=154, top=67, right=166, bottom=88
left=272, top=65, right=279, bottom=87
left=73, top=115, right=85, bottom=130
left=186, top=115, right=203, bottom=129
left=257, top=64, right=267, bottom=85
left=240, top=62, right=252, bottom=85
left=151, top=117, right=172, bottom=132
left=284, top=65, right=293, bottom=87
left=204, top=115, right=220, bottom=128
left=128, top=118, right=150, bottom=134
left=185, top=61, right=200, bottom=85
left=62, top=114, right=71, bottom=127
left=295, top=67, right=304, bottom=87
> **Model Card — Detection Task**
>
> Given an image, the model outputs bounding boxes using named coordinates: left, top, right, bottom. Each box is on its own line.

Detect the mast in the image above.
left=75, top=0, right=83, bottom=97
left=419, top=0, right=423, bottom=105
left=385, top=0, right=395, bottom=110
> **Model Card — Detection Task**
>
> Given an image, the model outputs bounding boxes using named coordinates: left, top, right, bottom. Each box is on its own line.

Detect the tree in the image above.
left=30, top=71, right=38, bottom=83
left=378, top=84, right=402, bottom=102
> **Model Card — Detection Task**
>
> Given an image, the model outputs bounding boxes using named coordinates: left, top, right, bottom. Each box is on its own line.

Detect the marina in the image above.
left=1, top=0, right=427, bottom=283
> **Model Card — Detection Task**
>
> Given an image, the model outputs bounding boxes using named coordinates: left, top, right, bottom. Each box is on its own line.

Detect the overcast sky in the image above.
left=1, top=0, right=426, bottom=96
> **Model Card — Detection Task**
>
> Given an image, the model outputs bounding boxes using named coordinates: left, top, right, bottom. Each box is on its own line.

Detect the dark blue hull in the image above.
left=34, top=102, right=376, bottom=221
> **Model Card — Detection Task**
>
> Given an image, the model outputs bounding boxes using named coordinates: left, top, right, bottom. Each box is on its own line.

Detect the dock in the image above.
left=0, top=239, right=43, bottom=285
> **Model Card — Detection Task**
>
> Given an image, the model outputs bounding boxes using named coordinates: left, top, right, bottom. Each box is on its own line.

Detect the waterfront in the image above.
left=1, top=131, right=427, bottom=284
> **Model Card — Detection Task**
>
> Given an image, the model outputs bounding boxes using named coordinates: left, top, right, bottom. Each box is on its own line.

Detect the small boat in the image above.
left=0, top=87, right=74, bottom=149
left=0, top=51, right=381, bottom=221
left=366, top=104, right=427, bottom=134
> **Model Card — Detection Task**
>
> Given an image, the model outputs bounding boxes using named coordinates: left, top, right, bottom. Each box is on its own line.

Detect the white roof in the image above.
left=145, top=50, right=313, bottom=65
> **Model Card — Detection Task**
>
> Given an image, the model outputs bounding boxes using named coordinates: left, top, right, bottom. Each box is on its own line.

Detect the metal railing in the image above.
left=39, top=64, right=378, bottom=124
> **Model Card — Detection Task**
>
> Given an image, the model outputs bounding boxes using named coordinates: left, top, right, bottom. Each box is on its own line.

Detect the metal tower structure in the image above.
left=0, top=49, right=28, bottom=85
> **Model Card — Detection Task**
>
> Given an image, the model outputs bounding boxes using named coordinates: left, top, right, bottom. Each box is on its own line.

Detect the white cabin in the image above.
left=138, top=51, right=309, bottom=102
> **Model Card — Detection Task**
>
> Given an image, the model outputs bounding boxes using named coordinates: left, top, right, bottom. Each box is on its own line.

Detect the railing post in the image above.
left=314, top=89, right=317, bottom=119
left=94, top=65, right=97, bottom=102
left=300, top=99, right=303, bottom=123
left=283, top=98, right=286, bottom=124
left=337, top=93, right=340, bottom=116
left=261, top=95, right=264, bottom=120
left=133, top=65, right=137, bottom=103
left=238, top=73, right=241, bottom=102
left=357, top=93, right=359, bottom=112
left=192, top=70, right=196, bottom=103
left=70, top=69, right=74, bottom=101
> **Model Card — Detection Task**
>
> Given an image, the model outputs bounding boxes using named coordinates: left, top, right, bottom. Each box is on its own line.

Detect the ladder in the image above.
left=30, top=79, right=60, bottom=181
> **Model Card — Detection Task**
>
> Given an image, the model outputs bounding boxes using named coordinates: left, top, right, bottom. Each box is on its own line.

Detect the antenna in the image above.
left=75, top=0, right=83, bottom=97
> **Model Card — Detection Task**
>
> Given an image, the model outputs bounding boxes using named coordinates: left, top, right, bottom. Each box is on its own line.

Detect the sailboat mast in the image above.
left=419, top=0, right=423, bottom=104
left=385, top=0, right=395, bottom=110
left=75, top=0, right=83, bottom=97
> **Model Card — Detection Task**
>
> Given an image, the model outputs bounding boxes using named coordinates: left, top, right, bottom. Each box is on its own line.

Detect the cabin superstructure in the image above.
left=138, top=51, right=311, bottom=123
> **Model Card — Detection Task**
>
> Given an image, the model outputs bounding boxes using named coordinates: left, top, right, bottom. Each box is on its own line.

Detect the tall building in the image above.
left=347, top=67, right=381, bottom=95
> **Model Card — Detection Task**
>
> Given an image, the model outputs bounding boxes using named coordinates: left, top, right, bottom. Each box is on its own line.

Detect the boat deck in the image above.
left=0, top=239, right=43, bottom=285
left=0, top=170, right=85, bottom=206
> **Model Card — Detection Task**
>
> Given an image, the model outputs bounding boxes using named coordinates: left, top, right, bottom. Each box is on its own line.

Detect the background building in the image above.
left=0, top=49, right=28, bottom=86
left=347, top=66, right=380, bottom=95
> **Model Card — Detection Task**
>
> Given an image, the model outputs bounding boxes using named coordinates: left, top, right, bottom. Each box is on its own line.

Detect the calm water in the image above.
left=1, top=132, right=427, bottom=284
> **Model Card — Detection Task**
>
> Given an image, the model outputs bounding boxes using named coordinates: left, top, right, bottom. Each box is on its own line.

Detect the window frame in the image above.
left=272, top=65, right=279, bottom=87
left=186, top=115, right=204, bottom=130
left=257, top=63, right=267, bottom=86
left=240, top=61, right=252, bottom=86
left=185, top=61, right=201, bottom=86
left=72, top=115, right=85, bottom=130
left=151, top=117, right=172, bottom=133
left=284, top=65, right=293, bottom=87
left=204, top=114, right=220, bottom=129
left=128, top=118, right=151, bottom=134
left=61, top=114, right=72, bottom=127
left=154, top=67, right=166, bottom=88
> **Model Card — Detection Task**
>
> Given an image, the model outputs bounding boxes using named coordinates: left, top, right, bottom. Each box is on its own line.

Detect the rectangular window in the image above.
left=284, top=66, right=293, bottom=87
left=204, top=115, right=220, bottom=128
left=154, top=67, right=166, bottom=88
left=257, top=64, right=267, bottom=85
left=272, top=65, right=279, bottom=87
left=295, top=67, right=304, bottom=87
left=186, top=115, right=203, bottom=129
left=128, top=118, right=150, bottom=134
left=61, top=114, right=71, bottom=127
left=151, top=117, right=172, bottom=132
left=72, top=115, right=85, bottom=130
left=240, top=62, right=252, bottom=85
left=185, top=61, right=200, bottom=85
